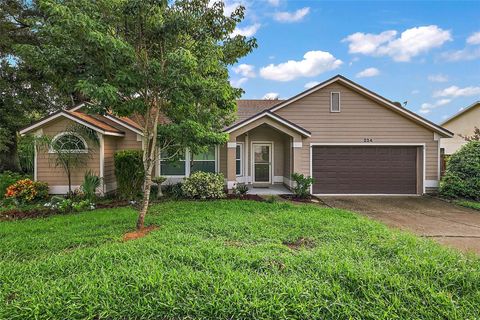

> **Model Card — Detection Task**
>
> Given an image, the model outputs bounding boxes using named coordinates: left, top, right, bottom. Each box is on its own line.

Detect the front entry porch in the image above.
left=223, top=112, right=311, bottom=193
left=247, top=184, right=292, bottom=195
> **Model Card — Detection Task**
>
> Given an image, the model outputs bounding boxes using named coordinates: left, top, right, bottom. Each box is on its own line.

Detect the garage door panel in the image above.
left=312, top=146, right=417, bottom=194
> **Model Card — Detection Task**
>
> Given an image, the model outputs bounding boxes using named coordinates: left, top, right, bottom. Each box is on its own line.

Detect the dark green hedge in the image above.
left=114, top=150, right=144, bottom=200
left=440, top=141, right=480, bottom=200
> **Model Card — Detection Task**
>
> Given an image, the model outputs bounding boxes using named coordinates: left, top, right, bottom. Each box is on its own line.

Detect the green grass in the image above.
left=454, top=199, right=480, bottom=211
left=0, top=201, right=479, bottom=319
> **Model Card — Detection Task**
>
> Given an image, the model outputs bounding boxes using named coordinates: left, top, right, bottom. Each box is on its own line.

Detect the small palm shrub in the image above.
left=4, top=179, right=49, bottom=204
left=114, top=150, right=144, bottom=200
left=81, top=170, right=102, bottom=201
left=440, top=141, right=480, bottom=200
left=182, top=172, right=225, bottom=199
left=291, top=173, right=314, bottom=199
left=233, top=184, right=249, bottom=197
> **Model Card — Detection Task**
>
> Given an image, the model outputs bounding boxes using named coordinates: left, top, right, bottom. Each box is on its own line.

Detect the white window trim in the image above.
left=159, top=148, right=188, bottom=177
left=190, top=146, right=218, bottom=174
left=158, top=146, right=219, bottom=177
left=236, top=142, right=244, bottom=177
left=330, top=92, right=341, bottom=113
left=48, top=132, right=89, bottom=154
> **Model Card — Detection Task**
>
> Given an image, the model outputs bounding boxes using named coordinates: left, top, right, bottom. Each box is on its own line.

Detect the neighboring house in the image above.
left=440, top=101, right=480, bottom=155
left=20, top=75, right=453, bottom=195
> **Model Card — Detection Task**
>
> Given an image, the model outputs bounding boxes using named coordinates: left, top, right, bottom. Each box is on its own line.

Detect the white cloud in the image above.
left=260, top=50, right=342, bottom=81
left=434, top=85, right=480, bottom=98
left=411, top=90, right=420, bottom=95
left=267, top=0, right=280, bottom=6
left=356, top=67, right=380, bottom=78
left=231, top=23, right=261, bottom=37
left=304, top=81, right=320, bottom=89
left=441, top=47, right=480, bottom=61
left=263, top=92, right=280, bottom=100
left=343, top=25, right=452, bottom=62
left=230, top=77, right=248, bottom=87
left=467, top=31, right=480, bottom=45
left=343, top=30, right=397, bottom=55
left=428, top=74, right=448, bottom=82
left=233, top=64, right=256, bottom=78
left=419, top=99, right=451, bottom=114
left=273, top=7, right=310, bottom=23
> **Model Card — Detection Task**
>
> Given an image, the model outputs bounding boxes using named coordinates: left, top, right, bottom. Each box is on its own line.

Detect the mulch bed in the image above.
left=123, top=225, right=158, bottom=241
left=279, top=194, right=320, bottom=203
left=226, top=194, right=265, bottom=202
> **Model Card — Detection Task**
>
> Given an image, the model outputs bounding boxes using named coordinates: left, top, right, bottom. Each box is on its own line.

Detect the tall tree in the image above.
left=0, top=0, right=69, bottom=172
left=22, top=0, right=256, bottom=229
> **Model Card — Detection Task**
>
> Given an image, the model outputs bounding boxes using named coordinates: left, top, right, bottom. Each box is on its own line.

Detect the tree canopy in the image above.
left=21, top=0, right=256, bottom=228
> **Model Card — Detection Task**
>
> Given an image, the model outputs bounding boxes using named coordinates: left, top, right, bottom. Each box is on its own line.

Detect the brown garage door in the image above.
left=312, top=146, right=418, bottom=194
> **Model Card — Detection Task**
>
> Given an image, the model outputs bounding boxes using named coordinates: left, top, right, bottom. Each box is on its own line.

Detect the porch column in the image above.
left=292, top=138, right=302, bottom=177
left=226, top=136, right=237, bottom=192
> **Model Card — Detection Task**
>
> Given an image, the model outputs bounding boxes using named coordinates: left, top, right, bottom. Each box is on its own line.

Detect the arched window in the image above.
left=50, top=132, right=88, bottom=153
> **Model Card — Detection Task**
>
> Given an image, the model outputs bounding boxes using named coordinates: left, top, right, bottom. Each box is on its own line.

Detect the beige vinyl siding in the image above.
left=441, top=104, right=480, bottom=155
left=103, top=136, right=118, bottom=191
left=36, top=117, right=100, bottom=188
left=275, top=82, right=439, bottom=181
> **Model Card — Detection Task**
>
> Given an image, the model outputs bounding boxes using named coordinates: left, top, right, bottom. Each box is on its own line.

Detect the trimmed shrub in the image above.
left=291, top=173, right=314, bottom=199
left=182, top=172, right=225, bottom=199
left=0, top=171, right=29, bottom=198
left=163, top=182, right=184, bottom=199
left=114, top=150, right=144, bottom=200
left=4, top=179, right=49, bottom=204
left=440, top=141, right=480, bottom=200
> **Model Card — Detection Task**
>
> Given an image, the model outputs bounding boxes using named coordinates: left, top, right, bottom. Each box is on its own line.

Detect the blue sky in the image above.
left=226, top=0, right=480, bottom=124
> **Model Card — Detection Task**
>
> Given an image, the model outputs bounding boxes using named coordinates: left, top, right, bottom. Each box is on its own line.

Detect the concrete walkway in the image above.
left=319, top=196, right=480, bottom=255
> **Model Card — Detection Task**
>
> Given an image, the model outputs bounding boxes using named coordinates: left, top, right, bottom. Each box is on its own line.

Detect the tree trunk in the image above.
left=136, top=102, right=160, bottom=230
left=0, top=139, right=20, bottom=172
left=67, top=168, right=72, bottom=195
left=137, top=171, right=152, bottom=229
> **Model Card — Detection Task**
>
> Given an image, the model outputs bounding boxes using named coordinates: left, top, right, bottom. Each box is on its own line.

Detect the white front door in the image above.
left=252, top=143, right=272, bottom=183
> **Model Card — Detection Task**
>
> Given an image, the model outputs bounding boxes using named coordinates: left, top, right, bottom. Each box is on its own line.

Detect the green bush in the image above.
left=4, top=178, right=48, bottom=204
left=440, top=141, right=480, bottom=200
left=163, top=182, right=185, bottom=199
left=114, top=150, right=144, bottom=200
left=17, top=134, right=35, bottom=175
left=291, top=173, right=314, bottom=199
left=182, top=172, right=225, bottom=199
left=0, top=171, right=29, bottom=198
left=233, top=183, right=249, bottom=197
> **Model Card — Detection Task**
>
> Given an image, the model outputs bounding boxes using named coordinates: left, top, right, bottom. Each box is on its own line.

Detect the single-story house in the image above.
left=20, top=75, right=453, bottom=195
left=440, top=101, right=479, bottom=155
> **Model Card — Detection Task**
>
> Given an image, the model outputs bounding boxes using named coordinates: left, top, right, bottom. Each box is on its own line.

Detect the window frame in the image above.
left=236, top=142, right=244, bottom=177
left=158, top=146, right=219, bottom=177
left=159, top=148, right=187, bottom=177
left=190, top=146, right=218, bottom=174
left=49, top=132, right=88, bottom=154
left=330, top=92, right=341, bottom=113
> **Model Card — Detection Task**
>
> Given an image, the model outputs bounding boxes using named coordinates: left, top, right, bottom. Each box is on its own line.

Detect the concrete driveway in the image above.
left=319, top=196, right=480, bottom=254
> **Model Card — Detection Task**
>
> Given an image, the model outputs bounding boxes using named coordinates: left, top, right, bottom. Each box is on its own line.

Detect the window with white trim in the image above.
left=236, top=143, right=243, bottom=176
left=50, top=133, right=88, bottom=153
left=160, top=149, right=186, bottom=176
left=331, top=92, right=340, bottom=112
left=191, top=146, right=216, bottom=173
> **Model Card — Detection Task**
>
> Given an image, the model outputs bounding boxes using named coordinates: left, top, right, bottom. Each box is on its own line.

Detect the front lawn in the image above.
left=0, top=201, right=479, bottom=319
